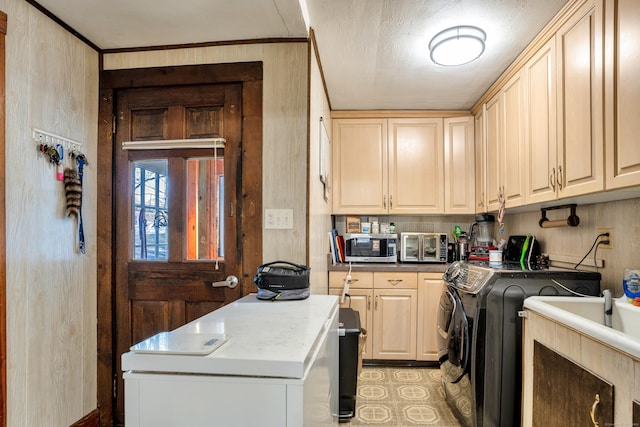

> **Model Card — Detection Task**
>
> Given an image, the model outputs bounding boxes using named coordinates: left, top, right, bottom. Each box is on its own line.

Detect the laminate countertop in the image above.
left=328, top=262, right=449, bottom=274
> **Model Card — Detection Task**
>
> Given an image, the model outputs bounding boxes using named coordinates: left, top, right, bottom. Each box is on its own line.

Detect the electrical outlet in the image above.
left=597, top=228, right=613, bottom=249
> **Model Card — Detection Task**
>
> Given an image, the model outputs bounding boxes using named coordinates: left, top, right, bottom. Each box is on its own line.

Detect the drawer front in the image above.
left=373, top=272, right=417, bottom=289
left=328, top=271, right=373, bottom=289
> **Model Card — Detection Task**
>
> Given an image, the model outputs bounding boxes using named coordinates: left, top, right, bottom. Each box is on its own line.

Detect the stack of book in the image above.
left=328, top=229, right=345, bottom=264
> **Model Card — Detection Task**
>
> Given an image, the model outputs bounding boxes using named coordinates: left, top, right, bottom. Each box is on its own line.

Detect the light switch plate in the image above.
left=265, top=208, right=293, bottom=229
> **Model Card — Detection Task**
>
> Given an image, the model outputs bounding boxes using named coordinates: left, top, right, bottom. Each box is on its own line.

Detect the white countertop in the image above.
left=122, top=294, right=339, bottom=379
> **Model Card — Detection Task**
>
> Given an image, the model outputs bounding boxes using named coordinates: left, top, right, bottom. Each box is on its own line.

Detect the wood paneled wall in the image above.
left=4, top=1, right=99, bottom=425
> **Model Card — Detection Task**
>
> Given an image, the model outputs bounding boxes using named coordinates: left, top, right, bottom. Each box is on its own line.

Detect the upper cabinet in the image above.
left=332, top=115, right=475, bottom=215
left=388, top=118, right=444, bottom=214
left=605, top=0, right=640, bottom=189
left=484, top=71, right=527, bottom=212
left=474, top=108, right=487, bottom=213
left=555, top=0, right=604, bottom=198
left=444, top=116, right=475, bottom=214
left=478, top=0, right=613, bottom=209
left=524, top=37, right=558, bottom=204
left=332, top=119, right=388, bottom=214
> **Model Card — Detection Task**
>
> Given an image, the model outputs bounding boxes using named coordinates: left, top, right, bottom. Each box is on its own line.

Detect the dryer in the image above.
left=437, top=261, right=600, bottom=427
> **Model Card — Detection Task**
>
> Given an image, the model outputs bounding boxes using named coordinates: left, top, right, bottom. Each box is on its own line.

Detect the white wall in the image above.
left=308, top=40, right=332, bottom=294
left=103, top=42, right=310, bottom=271
left=3, top=0, right=99, bottom=425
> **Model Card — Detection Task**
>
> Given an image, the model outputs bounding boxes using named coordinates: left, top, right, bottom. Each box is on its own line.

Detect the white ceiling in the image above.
left=34, top=0, right=569, bottom=110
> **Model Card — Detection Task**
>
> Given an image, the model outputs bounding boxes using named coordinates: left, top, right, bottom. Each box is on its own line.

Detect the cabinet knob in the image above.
left=550, top=167, right=556, bottom=191
left=383, top=195, right=387, bottom=209
left=388, top=279, right=403, bottom=286
left=390, top=195, right=393, bottom=209
left=375, top=295, right=378, bottom=310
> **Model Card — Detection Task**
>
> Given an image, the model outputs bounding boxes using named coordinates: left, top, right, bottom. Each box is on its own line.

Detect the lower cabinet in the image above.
left=532, top=341, right=613, bottom=427
left=416, top=273, right=444, bottom=361
left=330, top=270, right=441, bottom=361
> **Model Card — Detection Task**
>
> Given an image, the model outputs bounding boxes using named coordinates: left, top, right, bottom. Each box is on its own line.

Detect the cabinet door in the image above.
left=605, top=0, right=640, bottom=189
left=525, top=37, right=558, bottom=204
left=332, top=119, right=388, bottom=214
left=372, top=289, right=417, bottom=360
left=416, top=274, right=444, bottom=361
left=502, top=70, right=527, bottom=207
left=485, top=93, right=502, bottom=211
left=533, top=341, right=613, bottom=427
left=474, top=108, right=487, bottom=213
left=388, top=118, right=444, bottom=214
left=556, top=0, right=604, bottom=198
left=444, top=116, right=475, bottom=214
left=329, top=287, right=373, bottom=359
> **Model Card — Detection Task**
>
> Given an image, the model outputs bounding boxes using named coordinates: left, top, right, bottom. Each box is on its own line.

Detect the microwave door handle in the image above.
left=418, top=235, right=423, bottom=261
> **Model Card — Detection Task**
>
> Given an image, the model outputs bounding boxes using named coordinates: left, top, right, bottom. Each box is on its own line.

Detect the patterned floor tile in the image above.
left=345, top=367, right=462, bottom=426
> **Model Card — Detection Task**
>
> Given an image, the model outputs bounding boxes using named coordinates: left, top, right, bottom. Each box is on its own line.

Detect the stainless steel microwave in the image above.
left=344, top=233, right=397, bottom=263
left=400, top=232, right=448, bottom=263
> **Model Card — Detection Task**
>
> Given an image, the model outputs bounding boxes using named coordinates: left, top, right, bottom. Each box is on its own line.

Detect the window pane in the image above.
left=186, top=155, right=224, bottom=260
left=132, top=160, right=168, bottom=260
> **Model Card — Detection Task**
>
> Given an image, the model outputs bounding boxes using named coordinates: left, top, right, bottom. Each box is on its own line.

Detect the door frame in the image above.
left=97, top=62, right=263, bottom=426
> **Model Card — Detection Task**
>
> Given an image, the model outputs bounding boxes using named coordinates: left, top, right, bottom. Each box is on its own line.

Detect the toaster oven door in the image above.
left=401, top=234, right=421, bottom=262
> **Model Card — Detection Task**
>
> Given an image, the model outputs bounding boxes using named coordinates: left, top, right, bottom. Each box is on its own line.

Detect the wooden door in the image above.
left=113, top=83, right=243, bottom=424
left=388, top=118, right=444, bottom=214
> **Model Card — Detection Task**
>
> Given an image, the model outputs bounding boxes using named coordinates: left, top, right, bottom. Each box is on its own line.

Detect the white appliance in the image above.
left=122, top=294, right=339, bottom=427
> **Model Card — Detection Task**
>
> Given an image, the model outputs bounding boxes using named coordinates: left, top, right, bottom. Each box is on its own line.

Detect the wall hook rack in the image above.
left=539, top=204, right=580, bottom=228
left=32, top=128, right=82, bottom=151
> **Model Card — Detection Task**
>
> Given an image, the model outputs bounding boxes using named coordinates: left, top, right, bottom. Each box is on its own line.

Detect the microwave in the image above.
left=400, top=232, right=448, bottom=263
left=344, top=233, right=397, bottom=263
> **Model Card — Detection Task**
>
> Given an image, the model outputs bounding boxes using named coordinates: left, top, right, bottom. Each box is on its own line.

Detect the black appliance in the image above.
left=338, top=308, right=361, bottom=421
left=437, top=261, right=600, bottom=427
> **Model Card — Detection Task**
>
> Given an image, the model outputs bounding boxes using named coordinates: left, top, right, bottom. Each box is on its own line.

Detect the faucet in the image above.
left=603, top=289, right=612, bottom=328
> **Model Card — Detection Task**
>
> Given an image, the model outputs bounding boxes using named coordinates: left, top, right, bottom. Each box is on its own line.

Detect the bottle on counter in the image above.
left=389, top=222, right=395, bottom=233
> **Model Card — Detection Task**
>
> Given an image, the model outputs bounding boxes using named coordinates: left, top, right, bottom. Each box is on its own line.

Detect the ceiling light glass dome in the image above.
left=429, top=26, right=486, bottom=66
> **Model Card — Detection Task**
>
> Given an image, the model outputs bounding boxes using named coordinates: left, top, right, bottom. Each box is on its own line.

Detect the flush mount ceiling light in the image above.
left=429, top=25, right=486, bottom=66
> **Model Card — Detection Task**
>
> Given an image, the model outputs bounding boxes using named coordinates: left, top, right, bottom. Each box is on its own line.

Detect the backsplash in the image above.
left=333, top=196, right=640, bottom=296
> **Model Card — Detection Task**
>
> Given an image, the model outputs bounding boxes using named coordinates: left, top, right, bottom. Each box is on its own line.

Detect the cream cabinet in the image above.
left=485, top=71, right=527, bottom=212
left=332, top=115, right=477, bottom=215
left=332, top=118, right=444, bottom=214
left=331, top=119, right=387, bottom=214
left=524, top=37, right=558, bottom=204
left=329, top=271, right=420, bottom=361
left=605, top=0, right=640, bottom=189
left=371, top=272, right=417, bottom=360
left=474, top=107, right=487, bottom=213
left=554, top=0, right=604, bottom=197
left=416, top=273, right=443, bottom=361
left=443, top=116, right=475, bottom=214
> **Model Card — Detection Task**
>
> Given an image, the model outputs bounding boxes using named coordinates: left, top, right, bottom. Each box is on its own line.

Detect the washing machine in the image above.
left=437, top=261, right=601, bottom=427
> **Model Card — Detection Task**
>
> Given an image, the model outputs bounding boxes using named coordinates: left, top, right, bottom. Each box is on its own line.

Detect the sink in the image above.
left=523, top=295, right=640, bottom=358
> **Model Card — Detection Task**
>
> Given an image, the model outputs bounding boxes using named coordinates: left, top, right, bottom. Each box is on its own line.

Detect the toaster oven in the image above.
left=400, top=232, right=448, bottom=263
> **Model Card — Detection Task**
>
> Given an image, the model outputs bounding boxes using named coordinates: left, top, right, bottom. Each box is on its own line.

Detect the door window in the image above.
left=131, top=154, right=224, bottom=261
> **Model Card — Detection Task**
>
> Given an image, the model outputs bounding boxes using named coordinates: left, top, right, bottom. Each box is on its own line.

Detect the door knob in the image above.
left=211, top=275, right=239, bottom=288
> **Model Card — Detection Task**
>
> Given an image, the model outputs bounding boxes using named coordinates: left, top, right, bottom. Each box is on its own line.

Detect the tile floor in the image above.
left=344, top=366, right=462, bottom=426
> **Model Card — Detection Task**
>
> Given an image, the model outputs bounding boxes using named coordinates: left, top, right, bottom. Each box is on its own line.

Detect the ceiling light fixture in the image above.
left=429, top=25, right=486, bottom=66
